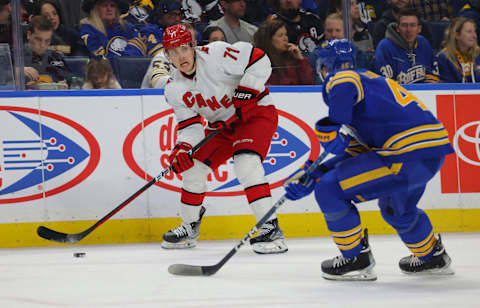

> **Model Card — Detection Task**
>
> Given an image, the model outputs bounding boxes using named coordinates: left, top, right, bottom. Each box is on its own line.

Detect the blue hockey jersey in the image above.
left=437, top=50, right=480, bottom=83
left=374, top=24, right=439, bottom=84
left=322, top=69, right=454, bottom=162
left=124, top=23, right=164, bottom=57
left=80, top=21, right=143, bottom=64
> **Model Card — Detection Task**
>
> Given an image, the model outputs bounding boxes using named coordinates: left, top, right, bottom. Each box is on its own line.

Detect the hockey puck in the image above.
left=73, top=252, right=86, bottom=258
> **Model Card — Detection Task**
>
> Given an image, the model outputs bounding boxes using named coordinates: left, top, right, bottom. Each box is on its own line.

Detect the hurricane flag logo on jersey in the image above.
left=0, top=107, right=100, bottom=204
left=123, top=109, right=320, bottom=196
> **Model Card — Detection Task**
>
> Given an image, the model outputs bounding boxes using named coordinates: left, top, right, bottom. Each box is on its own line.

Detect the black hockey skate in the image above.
left=250, top=218, right=288, bottom=254
left=321, top=228, right=377, bottom=281
left=399, top=234, right=454, bottom=275
left=161, top=206, right=206, bottom=249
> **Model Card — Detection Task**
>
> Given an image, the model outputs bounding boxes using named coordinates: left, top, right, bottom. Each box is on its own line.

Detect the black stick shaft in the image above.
left=37, top=118, right=235, bottom=244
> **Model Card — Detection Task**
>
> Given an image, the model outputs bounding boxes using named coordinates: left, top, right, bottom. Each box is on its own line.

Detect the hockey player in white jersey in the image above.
left=160, top=24, right=288, bottom=254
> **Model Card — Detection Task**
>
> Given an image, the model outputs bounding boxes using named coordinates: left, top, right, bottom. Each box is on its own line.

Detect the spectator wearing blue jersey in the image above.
left=438, top=17, right=480, bottom=83
left=374, top=8, right=439, bottom=84
left=79, top=0, right=143, bottom=66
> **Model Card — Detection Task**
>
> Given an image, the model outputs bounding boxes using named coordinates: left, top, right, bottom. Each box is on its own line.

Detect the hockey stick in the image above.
left=168, top=150, right=329, bottom=276
left=37, top=117, right=236, bottom=244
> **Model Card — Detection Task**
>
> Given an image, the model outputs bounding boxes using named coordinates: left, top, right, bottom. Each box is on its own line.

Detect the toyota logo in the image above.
left=453, top=121, right=480, bottom=166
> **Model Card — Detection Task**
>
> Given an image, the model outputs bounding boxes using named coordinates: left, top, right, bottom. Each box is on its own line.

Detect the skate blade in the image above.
left=161, top=240, right=197, bottom=249
left=252, top=239, right=288, bottom=254
left=322, top=268, right=378, bottom=281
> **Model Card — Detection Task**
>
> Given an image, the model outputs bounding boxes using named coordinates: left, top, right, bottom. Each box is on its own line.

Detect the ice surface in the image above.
left=0, top=233, right=478, bottom=307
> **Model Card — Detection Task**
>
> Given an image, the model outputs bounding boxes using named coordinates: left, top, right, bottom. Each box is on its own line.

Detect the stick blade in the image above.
left=36, top=226, right=81, bottom=244
left=168, top=264, right=210, bottom=276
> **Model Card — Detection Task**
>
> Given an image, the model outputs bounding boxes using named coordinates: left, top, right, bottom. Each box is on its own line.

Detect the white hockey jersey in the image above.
left=164, top=40, right=273, bottom=147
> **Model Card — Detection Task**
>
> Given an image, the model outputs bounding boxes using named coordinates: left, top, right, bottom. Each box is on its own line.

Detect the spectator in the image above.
left=35, top=0, right=88, bottom=56
left=438, top=17, right=480, bottom=83
left=458, top=0, right=480, bottom=45
left=322, top=12, right=344, bottom=42
left=268, top=0, right=324, bottom=55
left=24, top=15, right=72, bottom=87
left=253, top=18, right=315, bottom=85
left=141, top=22, right=197, bottom=89
left=201, top=25, right=226, bottom=45
left=180, top=0, right=223, bottom=24
left=79, top=0, right=141, bottom=67
left=208, top=0, right=258, bottom=44
left=373, top=0, right=432, bottom=48
left=152, top=0, right=183, bottom=29
left=0, top=0, right=12, bottom=46
left=374, top=8, right=439, bottom=84
left=350, top=0, right=374, bottom=52
left=410, top=0, right=453, bottom=21
left=82, top=57, right=121, bottom=89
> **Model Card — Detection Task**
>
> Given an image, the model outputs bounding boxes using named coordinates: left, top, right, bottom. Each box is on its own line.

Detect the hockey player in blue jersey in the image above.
left=283, top=39, right=455, bottom=281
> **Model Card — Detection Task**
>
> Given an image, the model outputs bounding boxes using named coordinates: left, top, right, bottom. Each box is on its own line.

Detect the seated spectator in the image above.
left=253, top=18, right=315, bottom=85
left=35, top=0, right=88, bottom=56
left=268, top=0, right=324, bottom=55
left=458, top=0, right=480, bottom=45
left=438, top=17, right=480, bottom=83
left=79, top=0, right=142, bottom=67
left=311, top=13, right=372, bottom=83
left=24, top=15, right=72, bottom=88
left=208, top=0, right=258, bottom=44
left=121, top=0, right=154, bottom=30
left=82, top=57, right=121, bottom=89
left=374, top=9, right=439, bottom=84
left=410, top=0, right=453, bottom=21
left=373, top=0, right=432, bottom=48
left=201, top=26, right=226, bottom=45
left=0, top=0, right=12, bottom=46
left=141, top=22, right=197, bottom=89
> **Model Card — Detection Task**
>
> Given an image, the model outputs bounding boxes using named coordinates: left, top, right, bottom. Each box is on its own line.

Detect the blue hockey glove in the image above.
left=283, top=160, right=326, bottom=201
left=315, top=117, right=351, bottom=155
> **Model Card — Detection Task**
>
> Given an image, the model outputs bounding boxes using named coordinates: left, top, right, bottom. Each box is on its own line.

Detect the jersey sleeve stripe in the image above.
left=246, top=47, right=265, bottom=70
left=375, top=138, right=451, bottom=156
left=177, top=115, right=203, bottom=130
left=382, top=124, right=446, bottom=148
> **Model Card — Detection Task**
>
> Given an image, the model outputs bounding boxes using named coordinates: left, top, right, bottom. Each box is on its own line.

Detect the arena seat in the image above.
left=427, top=20, right=449, bottom=52
left=113, top=56, right=153, bottom=89
left=63, top=56, right=89, bottom=79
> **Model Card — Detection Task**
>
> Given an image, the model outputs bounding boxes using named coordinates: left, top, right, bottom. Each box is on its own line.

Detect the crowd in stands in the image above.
left=0, top=0, right=480, bottom=89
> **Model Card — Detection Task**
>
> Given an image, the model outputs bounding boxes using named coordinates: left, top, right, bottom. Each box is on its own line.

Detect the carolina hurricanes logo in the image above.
left=123, top=109, right=320, bottom=196
left=0, top=107, right=100, bottom=204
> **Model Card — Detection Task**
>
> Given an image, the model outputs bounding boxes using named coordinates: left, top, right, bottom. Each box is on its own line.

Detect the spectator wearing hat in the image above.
left=0, top=0, right=12, bottom=46
left=79, top=0, right=143, bottom=66
left=24, top=15, right=73, bottom=87
left=36, top=0, right=88, bottom=56
left=208, top=0, right=258, bottom=44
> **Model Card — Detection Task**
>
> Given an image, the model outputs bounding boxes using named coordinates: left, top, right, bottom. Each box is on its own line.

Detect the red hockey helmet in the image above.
left=162, top=24, right=193, bottom=50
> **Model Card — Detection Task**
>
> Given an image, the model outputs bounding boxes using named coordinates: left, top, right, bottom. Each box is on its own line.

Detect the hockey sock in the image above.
left=396, top=209, right=436, bottom=261
left=180, top=189, right=205, bottom=223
